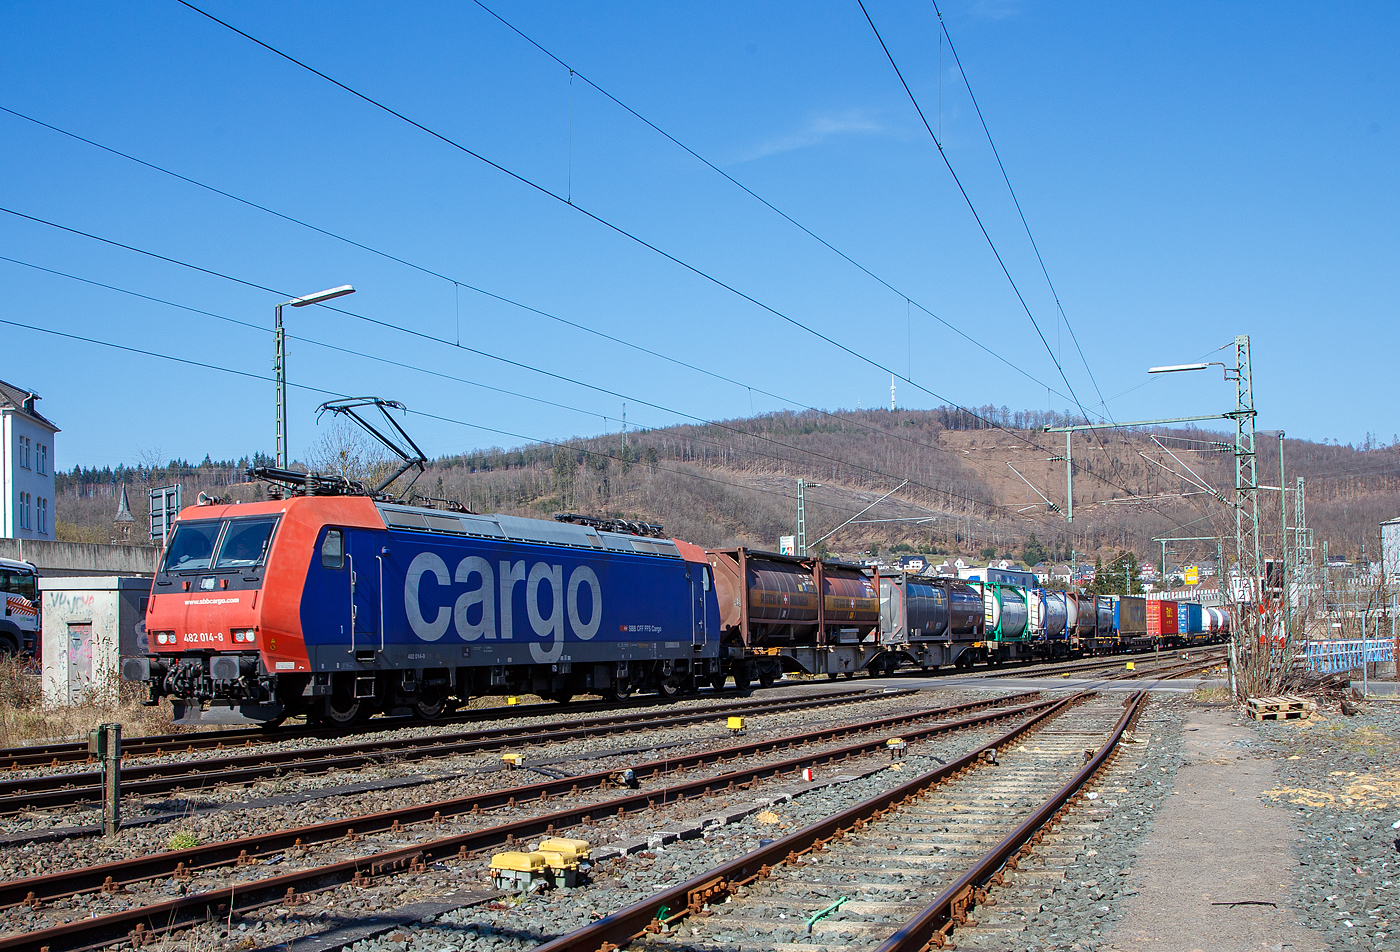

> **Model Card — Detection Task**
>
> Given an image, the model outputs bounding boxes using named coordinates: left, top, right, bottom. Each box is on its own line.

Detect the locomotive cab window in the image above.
left=213, top=517, right=279, bottom=569
left=162, top=521, right=222, bottom=572
left=321, top=529, right=344, bottom=569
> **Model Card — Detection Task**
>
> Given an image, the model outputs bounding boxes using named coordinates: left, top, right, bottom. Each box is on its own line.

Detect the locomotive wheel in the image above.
left=545, top=691, right=574, bottom=705
left=757, top=668, right=776, bottom=689
left=412, top=687, right=449, bottom=721
left=658, top=676, right=683, bottom=699
left=826, top=672, right=838, bottom=680
left=607, top=681, right=632, bottom=702
left=842, top=671, right=854, bottom=679
left=710, top=671, right=728, bottom=692
left=320, top=692, right=366, bottom=726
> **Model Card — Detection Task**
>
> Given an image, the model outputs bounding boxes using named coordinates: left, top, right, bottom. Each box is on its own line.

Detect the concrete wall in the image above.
left=0, top=538, right=159, bottom=576
left=39, top=576, right=149, bottom=705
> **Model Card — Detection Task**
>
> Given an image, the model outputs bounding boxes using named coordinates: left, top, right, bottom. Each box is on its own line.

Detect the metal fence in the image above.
left=1303, top=639, right=1396, bottom=674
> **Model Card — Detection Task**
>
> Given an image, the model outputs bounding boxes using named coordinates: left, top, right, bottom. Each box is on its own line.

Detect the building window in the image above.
left=37, top=444, right=47, bottom=475
left=38, top=498, right=47, bottom=535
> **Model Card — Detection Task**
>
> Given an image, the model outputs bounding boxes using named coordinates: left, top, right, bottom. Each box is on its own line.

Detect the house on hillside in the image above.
left=898, top=554, right=928, bottom=573
left=1, top=380, right=58, bottom=540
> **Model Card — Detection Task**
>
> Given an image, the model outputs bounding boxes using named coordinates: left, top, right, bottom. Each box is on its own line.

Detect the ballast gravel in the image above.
left=1252, top=694, right=1400, bottom=951
left=0, top=686, right=1031, bottom=946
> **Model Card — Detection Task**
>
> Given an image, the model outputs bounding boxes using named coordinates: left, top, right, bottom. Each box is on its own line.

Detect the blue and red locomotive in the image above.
left=126, top=493, right=723, bottom=725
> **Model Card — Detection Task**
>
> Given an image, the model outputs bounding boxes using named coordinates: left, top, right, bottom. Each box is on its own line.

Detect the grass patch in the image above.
left=1190, top=684, right=1232, bottom=704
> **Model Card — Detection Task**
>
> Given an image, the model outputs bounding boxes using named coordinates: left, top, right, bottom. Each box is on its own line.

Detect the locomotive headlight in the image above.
left=232, top=628, right=256, bottom=644
left=153, top=631, right=175, bottom=645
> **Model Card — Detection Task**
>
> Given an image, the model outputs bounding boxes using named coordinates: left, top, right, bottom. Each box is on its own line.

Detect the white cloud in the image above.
left=736, top=109, right=885, bottom=163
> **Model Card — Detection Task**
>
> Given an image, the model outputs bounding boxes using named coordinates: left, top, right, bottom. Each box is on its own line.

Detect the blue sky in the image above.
left=1, top=1, right=1395, bottom=470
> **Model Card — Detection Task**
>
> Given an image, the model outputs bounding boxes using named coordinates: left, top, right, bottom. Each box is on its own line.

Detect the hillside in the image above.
left=54, top=408, right=1400, bottom=568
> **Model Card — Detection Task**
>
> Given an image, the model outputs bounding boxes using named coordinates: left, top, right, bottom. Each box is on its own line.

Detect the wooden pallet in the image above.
left=1246, top=695, right=1307, bottom=720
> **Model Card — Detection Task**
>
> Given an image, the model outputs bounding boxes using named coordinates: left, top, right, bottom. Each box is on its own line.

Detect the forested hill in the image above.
left=54, top=408, right=1400, bottom=566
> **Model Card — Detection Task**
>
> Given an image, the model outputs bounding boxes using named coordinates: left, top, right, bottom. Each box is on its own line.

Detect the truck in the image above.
left=0, top=557, right=40, bottom=656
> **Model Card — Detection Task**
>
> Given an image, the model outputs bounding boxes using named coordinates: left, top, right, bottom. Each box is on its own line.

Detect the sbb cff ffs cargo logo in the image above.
left=404, top=552, right=602, bottom=664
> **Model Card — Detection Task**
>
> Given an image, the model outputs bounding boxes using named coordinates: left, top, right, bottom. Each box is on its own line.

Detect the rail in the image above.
left=529, top=693, right=1084, bottom=952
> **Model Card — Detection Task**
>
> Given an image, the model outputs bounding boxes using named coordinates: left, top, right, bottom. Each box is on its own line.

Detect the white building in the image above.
left=1382, top=515, right=1400, bottom=582
left=1, top=380, right=59, bottom=540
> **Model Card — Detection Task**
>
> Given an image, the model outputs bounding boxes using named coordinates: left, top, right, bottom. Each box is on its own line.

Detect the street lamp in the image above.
left=1143, top=337, right=1259, bottom=697
left=275, top=285, right=355, bottom=468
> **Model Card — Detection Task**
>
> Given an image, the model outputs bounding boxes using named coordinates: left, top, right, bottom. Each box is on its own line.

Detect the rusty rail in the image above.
left=529, top=693, right=1087, bottom=952
left=873, top=690, right=1147, bottom=951
left=0, top=688, right=912, bottom=811
left=0, top=687, right=877, bottom=770
left=0, top=693, right=1058, bottom=949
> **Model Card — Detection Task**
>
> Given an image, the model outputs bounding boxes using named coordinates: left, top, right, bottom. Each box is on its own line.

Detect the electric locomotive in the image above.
left=125, top=493, right=723, bottom=726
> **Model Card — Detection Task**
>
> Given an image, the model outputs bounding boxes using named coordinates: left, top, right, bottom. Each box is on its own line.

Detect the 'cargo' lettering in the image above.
left=403, top=552, right=604, bottom=647
left=405, top=553, right=451, bottom=642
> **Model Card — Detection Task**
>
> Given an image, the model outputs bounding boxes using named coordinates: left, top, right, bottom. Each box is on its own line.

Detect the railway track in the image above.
left=0, top=690, right=1059, bottom=951
left=534, top=690, right=1144, bottom=952
left=0, top=686, right=846, bottom=771
left=0, top=688, right=916, bottom=815
left=976, top=646, right=1226, bottom=681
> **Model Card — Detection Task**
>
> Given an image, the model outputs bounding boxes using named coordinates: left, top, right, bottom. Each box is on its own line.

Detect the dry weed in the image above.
left=0, top=656, right=184, bottom=748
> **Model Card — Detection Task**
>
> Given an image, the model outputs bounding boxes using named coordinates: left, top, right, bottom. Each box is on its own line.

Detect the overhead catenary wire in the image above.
left=170, top=0, right=1093, bottom=467
left=0, top=244, right=1020, bottom=523
left=928, top=0, right=1114, bottom=425
left=854, top=0, right=1094, bottom=428
left=462, top=0, right=1075, bottom=403
left=0, top=104, right=1067, bottom=479
left=0, top=314, right=970, bottom=527
left=856, top=0, right=1152, bottom=507
left=10, top=10, right=1166, bottom=526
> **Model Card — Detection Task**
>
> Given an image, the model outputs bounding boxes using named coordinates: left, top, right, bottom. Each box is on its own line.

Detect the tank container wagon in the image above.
left=1027, top=589, right=1068, bottom=659
left=1112, top=595, right=1149, bottom=650
left=704, top=548, right=880, bottom=684
left=124, top=484, right=723, bottom=726
left=1205, top=606, right=1231, bottom=641
left=875, top=572, right=985, bottom=671
left=955, top=564, right=1036, bottom=663
left=1093, top=595, right=1115, bottom=653
left=1068, top=593, right=1098, bottom=653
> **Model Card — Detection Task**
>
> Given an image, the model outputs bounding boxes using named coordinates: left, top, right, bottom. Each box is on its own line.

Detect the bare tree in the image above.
left=308, top=419, right=395, bottom=488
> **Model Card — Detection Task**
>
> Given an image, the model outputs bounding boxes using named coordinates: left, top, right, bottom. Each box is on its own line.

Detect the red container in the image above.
left=1145, top=600, right=1179, bottom=637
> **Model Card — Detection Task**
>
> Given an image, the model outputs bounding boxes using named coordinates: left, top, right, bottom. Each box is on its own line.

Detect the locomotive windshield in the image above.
left=162, top=517, right=280, bottom=572
left=214, top=517, right=278, bottom=567
left=163, top=521, right=221, bottom=571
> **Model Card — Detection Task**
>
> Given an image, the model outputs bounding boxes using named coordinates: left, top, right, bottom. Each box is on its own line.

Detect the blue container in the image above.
left=1182, top=602, right=1204, bottom=635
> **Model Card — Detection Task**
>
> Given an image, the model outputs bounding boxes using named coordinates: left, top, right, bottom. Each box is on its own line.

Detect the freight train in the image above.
left=123, top=469, right=1231, bottom=726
